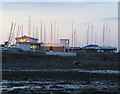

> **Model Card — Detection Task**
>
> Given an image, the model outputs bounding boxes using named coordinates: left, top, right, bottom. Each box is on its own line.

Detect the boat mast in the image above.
left=54, top=21, right=56, bottom=43
left=57, top=27, right=59, bottom=43
left=21, top=25, right=23, bottom=36
left=28, top=16, right=31, bottom=37
left=44, top=22, right=46, bottom=43
left=10, top=23, right=16, bottom=45
left=51, top=23, right=53, bottom=43
left=33, top=25, right=34, bottom=38
left=105, top=23, right=108, bottom=46
left=40, top=20, right=42, bottom=43
left=72, top=20, right=73, bottom=51
left=109, top=26, right=111, bottom=46
left=87, top=24, right=89, bottom=45
left=91, top=25, right=93, bottom=44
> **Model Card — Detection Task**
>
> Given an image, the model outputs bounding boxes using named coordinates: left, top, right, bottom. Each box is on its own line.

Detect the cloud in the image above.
left=101, top=17, right=118, bottom=21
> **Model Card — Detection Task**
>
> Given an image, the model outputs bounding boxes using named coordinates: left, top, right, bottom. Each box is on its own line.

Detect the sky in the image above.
left=0, top=2, right=118, bottom=48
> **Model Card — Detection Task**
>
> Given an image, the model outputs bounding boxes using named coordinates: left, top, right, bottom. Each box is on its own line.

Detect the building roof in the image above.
left=42, top=43, right=64, bottom=47
left=60, top=39, right=69, bottom=40
left=69, top=47, right=81, bottom=49
left=15, top=35, right=38, bottom=40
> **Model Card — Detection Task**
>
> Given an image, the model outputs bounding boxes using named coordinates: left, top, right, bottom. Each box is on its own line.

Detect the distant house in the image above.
left=15, top=35, right=39, bottom=51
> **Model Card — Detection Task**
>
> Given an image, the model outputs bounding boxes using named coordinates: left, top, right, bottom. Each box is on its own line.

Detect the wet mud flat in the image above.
left=2, top=51, right=119, bottom=70
left=2, top=71, right=120, bottom=94
left=1, top=51, right=120, bottom=93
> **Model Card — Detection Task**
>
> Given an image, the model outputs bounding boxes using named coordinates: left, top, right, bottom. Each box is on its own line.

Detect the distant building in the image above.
left=15, top=36, right=70, bottom=52
left=69, top=47, right=81, bottom=52
left=82, top=44, right=117, bottom=53
left=99, top=46, right=117, bottom=53
left=60, top=39, right=69, bottom=52
left=15, top=35, right=39, bottom=51
left=41, top=43, right=64, bottom=52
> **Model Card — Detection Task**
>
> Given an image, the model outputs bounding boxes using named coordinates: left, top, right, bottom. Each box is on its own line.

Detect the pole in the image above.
left=28, top=16, right=31, bottom=37
left=44, top=23, right=46, bottom=43
left=72, top=20, right=73, bottom=51
left=57, top=28, right=59, bottom=43
left=106, top=23, right=108, bottom=46
left=40, top=20, right=42, bottom=43
left=54, top=21, right=56, bottom=43
left=103, top=23, right=105, bottom=47
left=91, top=25, right=93, bottom=44
left=22, top=25, right=23, bottom=36
left=51, top=24, right=53, bottom=43
left=33, top=26, right=34, bottom=38
left=95, top=32, right=97, bottom=45
left=109, top=26, right=111, bottom=46
left=87, top=24, right=89, bottom=45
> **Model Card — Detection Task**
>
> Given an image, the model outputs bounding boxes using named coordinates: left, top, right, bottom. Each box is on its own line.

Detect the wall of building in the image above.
left=18, top=43, right=31, bottom=51
left=60, top=39, right=69, bottom=47
left=30, top=44, right=41, bottom=50
left=41, top=46, right=64, bottom=52
left=60, top=39, right=69, bottom=52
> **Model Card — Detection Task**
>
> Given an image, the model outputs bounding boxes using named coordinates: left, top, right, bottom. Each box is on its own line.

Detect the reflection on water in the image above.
left=1, top=69, right=120, bottom=74
left=2, top=69, right=120, bottom=93
left=1, top=79, right=119, bottom=93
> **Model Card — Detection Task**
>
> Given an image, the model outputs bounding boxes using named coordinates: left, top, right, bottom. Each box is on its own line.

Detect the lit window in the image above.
left=66, top=40, right=69, bottom=44
left=31, top=46, right=33, bottom=49
left=20, top=39, right=23, bottom=42
left=23, top=39, right=26, bottom=42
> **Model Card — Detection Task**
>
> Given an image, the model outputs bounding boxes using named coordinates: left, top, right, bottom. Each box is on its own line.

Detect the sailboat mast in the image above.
left=40, top=20, right=42, bottom=43
left=44, top=23, right=46, bottom=43
left=33, top=26, right=34, bottom=38
left=57, top=27, right=59, bottom=43
left=17, top=26, right=20, bottom=37
left=51, top=23, right=53, bottom=43
left=87, top=24, right=89, bottom=45
left=105, top=23, right=108, bottom=46
left=109, top=26, right=111, bottom=46
left=103, top=24, right=105, bottom=47
left=95, top=31, right=97, bottom=45
left=28, top=16, right=31, bottom=37
left=22, top=25, right=23, bottom=36
left=54, top=21, right=56, bottom=43
left=72, top=20, right=73, bottom=51
left=91, top=25, right=93, bottom=44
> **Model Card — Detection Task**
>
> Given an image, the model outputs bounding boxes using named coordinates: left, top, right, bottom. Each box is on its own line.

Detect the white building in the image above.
left=60, top=39, right=69, bottom=52
left=15, top=35, right=38, bottom=51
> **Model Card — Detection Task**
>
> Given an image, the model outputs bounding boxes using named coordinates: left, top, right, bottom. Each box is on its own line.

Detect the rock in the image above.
left=73, top=61, right=80, bottom=65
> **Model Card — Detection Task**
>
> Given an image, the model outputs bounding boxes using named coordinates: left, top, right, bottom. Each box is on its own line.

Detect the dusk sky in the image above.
left=0, top=2, right=118, bottom=48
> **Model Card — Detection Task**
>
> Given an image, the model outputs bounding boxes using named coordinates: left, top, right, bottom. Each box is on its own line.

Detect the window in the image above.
left=49, top=47, right=53, bottom=51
